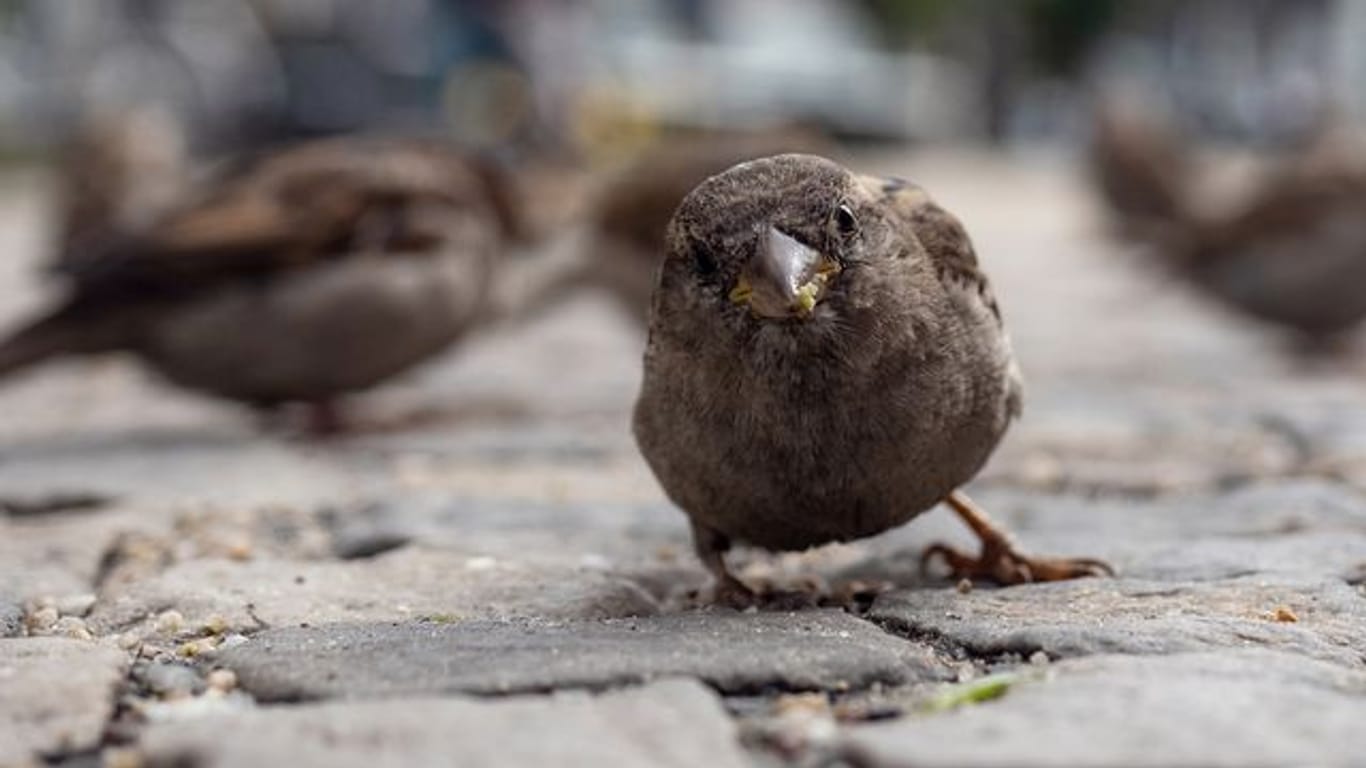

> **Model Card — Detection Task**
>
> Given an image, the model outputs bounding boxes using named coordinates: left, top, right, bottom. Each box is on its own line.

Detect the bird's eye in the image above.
left=693, top=248, right=718, bottom=277
left=834, top=204, right=859, bottom=237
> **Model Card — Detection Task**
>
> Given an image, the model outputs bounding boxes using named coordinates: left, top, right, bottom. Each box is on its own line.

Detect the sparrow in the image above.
left=633, top=154, right=1111, bottom=604
left=1091, top=101, right=1366, bottom=343
left=0, top=137, right=515, bottom=431
left=1177, top=165, right=1366, bottom=342
left=1089, top=96, right=1191, bottom=240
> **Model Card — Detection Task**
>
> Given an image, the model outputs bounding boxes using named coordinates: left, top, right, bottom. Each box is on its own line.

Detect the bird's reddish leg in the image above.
left=691, top=520, right=758, bottom=607
left=922, top=491, right=1113, bottom=584
left=304, top=399, right=348, bottom=436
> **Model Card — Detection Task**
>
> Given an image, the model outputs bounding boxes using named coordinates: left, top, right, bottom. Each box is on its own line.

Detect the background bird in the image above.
left=1089, top=95, right=1192, bottom=241
left=633, top=154, right=1110, bottom=604
left=0, top=137, right=517, bottom=432
left=492, top=128, right=829, bottom=332
left=1090, top=100, right=1366, bottom=345
left=584, top=129, right=831, bottom=327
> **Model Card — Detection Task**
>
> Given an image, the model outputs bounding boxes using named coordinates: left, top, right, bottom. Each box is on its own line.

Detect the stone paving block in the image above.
left=0, top=431, right=363, bottom=508
left=974, top=479, right=1366, bottom=540
left=0, top=507, right=155, bottom=601
left=869, top=575, right=1366, bottom=667
left=1127, top=532, right=1366, bottom=582
left=1015, top=483, right=1366, bottom=584
left=0, top=637, right=129, bottom=765
left=820, top=479, right=1366, bottom=591
left=217, top=609, right=951, bottom=701
left=89, top=548, right=660, bottom=639
left=324, top=492, right=689, bottom=566
left=841, top=650, right=1366, bottom=768
left=982, top=390, right=1307, bottom=495
left=139, top=678, right=749, bottom=768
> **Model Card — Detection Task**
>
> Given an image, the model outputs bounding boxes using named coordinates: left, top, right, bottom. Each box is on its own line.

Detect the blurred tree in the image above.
left=860, top=0, right=1122, bottom=141
left=858, top=0, right=959, bottom=47
left=1023, top=0, right=1119, bottom=77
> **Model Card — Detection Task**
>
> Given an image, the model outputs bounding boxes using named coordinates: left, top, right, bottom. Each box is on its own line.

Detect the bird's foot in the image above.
left=252, top=401, right=352, bottom=438
left=920, top=540, right=1112, bottom=585
left=706, top=576, right=826, bottom=610
left=925, top=491, right=1113, bottom=586
left=712, top=575, right=760, bottom=609
left=304, top=400, right=348, bottom=437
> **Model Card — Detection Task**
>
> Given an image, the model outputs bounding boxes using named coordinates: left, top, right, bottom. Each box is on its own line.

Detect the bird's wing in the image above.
left=865, top=176, right=1003, bottom=323
left=60, top=140, right=497, bottom=301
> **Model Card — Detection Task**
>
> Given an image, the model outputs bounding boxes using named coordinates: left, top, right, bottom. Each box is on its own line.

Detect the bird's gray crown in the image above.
left=668, top=154, right=850, bottom=265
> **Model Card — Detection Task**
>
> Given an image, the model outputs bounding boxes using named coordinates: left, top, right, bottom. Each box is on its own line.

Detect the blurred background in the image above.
left=2, top=0, right=1366, bottom=469
left=0, top=0, right=1362, bottom=157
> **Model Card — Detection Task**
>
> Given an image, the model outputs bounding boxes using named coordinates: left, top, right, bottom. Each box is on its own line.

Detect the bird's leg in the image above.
left=921, top=490, right=1113, bottom=584
left=691, top=520, right=758, bottom=607
left=303, top=399, right=348, bottom=437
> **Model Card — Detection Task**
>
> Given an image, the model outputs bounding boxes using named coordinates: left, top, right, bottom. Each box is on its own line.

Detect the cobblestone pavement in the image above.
left=2, top=152, right=1364, bottom=768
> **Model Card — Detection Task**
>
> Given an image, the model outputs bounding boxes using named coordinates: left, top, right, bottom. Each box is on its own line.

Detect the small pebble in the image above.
left=140, top=662, right=202, bottom=699
left=773, top=692, right=830, bottom=717
left=53, top=616, right=94, bottom=641
left=1266, top=605, right=1299, bottom=623
left=201, top=615, right=229, bottom=636
left=206, top=668, right=238, bottom=693
left=178, top=638, right=216, bottom=658
left=1029, top=650, right=1051, bottom=666
left=56, top=593, right=98, bottom=617
left=218, top=633, right=249, bottom=650
left=154, top=610, right=185, bottom=635
left=26, top=606, right=59, bottom=633
left=956, top=578, right=974, bottom=594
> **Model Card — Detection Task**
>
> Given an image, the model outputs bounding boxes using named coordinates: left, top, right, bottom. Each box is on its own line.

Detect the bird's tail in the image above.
left=0, top=299, right=136, bottom=379
left=1089, top=96, right=1194, bottom=240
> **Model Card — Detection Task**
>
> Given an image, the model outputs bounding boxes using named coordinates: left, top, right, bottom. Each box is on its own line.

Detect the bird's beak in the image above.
left=729, top=227, right=840, bottom=319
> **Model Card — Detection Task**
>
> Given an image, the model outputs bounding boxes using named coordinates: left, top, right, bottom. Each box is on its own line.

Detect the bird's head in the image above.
left=654, top=154, right=927, bottom=342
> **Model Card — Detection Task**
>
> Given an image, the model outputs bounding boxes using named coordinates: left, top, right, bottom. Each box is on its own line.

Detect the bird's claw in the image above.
left=712, top=576, right=760, bottom=609
left=920, top=541, right=1114, bottom=585
left=708, top=576, right=826, bottom=610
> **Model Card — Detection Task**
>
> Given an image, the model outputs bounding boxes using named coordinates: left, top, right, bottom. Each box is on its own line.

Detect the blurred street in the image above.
left=3, top=148, right=1365, bottom=766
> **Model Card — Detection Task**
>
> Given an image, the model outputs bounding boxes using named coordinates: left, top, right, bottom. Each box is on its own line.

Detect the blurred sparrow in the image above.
left=1092, top=99, right=1366, bottom=343
left=0, top=137, right=515, bottom=431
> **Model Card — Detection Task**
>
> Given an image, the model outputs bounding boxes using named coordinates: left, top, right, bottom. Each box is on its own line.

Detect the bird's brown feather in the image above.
left=59, top=139, right=506, bottom=301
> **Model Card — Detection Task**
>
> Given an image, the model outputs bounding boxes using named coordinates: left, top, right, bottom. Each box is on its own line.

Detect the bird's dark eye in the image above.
left=835, top=204, right=859, bottom=237
left=693, top=248, right=718, bottom=277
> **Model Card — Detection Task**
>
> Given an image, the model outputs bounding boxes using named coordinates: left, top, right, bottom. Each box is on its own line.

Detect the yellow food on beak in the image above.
left=731, top=256, right=840, bottom=317
left=729, top=276, right=753, bottom=305
left=793, top=258, right=841, bottom=316
left=794, top=281, right=820, bottom=315
left=732, top=226, right=842, bottom=318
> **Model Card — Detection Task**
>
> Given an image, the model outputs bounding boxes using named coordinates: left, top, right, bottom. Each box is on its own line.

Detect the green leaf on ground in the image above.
left=918, top=671, right=1029, bottom=713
